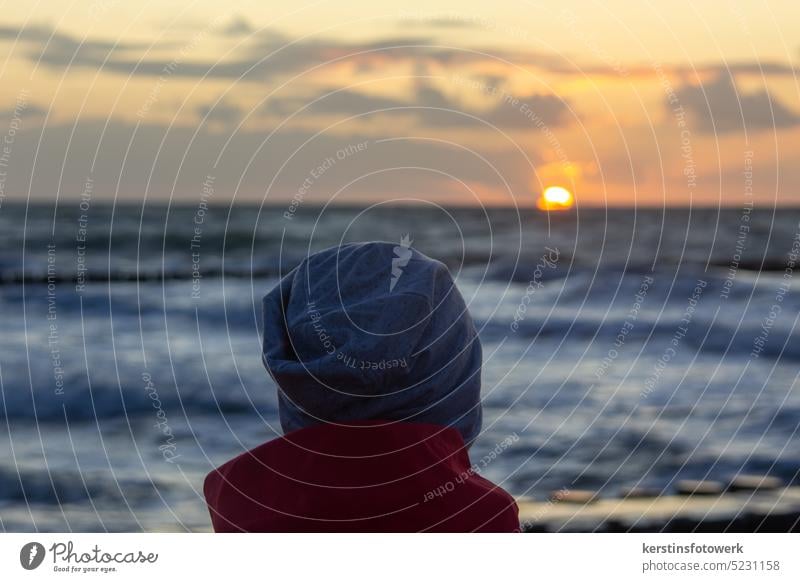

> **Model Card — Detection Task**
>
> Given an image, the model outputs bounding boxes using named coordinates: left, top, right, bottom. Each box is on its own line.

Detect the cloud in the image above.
left=219, top=15, right=254, bottom=37
left=262, top=81, right=571, bottom=130
left=0, top=23, right=54, bottom=42
left=0, top=23, right=151, bottom=69
left=538, top=61, right=800, bottom=79
left=674, top=73, right=800, bottom=133
left=34, top=29, right=435, bottom=82
left=0, top=102, right=47, bottom=119
left=0, top=21, right=542, bottom=82
left=266, top=89, right=409, bottom=117
left=430, top=90, right=571, bottom=129
left=5, top=21, right=799, bottom=88
left=196, top=99, right=243, bottom=125
left=397, top=15, right=483, bottom=29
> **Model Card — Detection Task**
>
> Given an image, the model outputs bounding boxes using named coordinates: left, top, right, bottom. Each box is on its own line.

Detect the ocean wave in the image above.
left=0, top=466, right=174, bottom=505
left=0, top=380, right=277, bottom=422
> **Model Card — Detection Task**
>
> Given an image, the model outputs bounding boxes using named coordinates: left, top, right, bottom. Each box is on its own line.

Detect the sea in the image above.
left=1, top=202, right=799, bottom=531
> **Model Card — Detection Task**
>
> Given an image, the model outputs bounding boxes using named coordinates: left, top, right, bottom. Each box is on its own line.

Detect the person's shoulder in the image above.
left=462, top=474, right=521, bottom=532
left=203, top=438, right=285, bottom=499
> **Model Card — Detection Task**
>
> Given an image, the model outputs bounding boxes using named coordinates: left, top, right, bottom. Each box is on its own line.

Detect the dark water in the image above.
left=1, top=202, right=799, bottom=531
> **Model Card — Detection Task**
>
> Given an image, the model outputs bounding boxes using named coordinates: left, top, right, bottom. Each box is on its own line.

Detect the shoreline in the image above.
left=518, top=485, right=800, bottom=532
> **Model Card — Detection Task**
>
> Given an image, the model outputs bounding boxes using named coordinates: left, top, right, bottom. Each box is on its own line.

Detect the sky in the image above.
left=0, top=0, right=799, bottom=207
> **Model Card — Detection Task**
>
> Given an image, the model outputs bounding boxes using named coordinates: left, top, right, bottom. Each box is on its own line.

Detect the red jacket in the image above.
left=204, top=421, right=520, bottom=532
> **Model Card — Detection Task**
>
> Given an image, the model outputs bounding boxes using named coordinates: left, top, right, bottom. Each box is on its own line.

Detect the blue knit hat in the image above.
left=261, top=242, right=483, bottom=445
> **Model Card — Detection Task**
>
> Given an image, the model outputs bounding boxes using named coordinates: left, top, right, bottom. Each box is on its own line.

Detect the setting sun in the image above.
left=537, top=186, right=575, bottom=211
